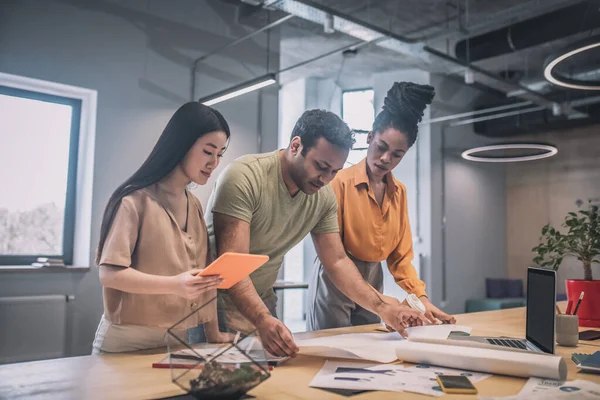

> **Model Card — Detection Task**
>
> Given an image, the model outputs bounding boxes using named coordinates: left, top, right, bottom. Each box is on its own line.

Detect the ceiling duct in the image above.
left=261, top=0, right=592, bottom=122
left=472, top=98, right=600, bottom=137
left=455, top=1, right=600, bottom=63
left=509, top=68, right=600, bottom=96
left=263, top=0, right=434, bottom=66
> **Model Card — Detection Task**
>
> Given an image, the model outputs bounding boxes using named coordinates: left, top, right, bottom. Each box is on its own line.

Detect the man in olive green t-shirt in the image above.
left=204, top=110, right=428, bottom=357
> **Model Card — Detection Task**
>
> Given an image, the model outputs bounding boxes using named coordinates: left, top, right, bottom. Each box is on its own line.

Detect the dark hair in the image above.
left=372, top=82, right=435, bottom=147
left=96, top=102, right=230, bottom=264
left=290, top=109, right=355, bottom=155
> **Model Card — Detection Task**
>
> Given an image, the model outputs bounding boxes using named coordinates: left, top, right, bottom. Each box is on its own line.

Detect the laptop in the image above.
left=452, top=267, right=556, bottom=354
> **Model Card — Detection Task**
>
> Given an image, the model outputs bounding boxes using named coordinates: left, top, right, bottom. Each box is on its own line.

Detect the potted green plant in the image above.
left=533, top=203, right=600, bottom=327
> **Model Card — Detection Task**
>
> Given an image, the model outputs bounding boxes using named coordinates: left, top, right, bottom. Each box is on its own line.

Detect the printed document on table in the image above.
left=309, top=361, right=405, bottom=392
left=405, top=364, right=492, bottom=383
left=479, top=378, right=600, bottom=400
left=310, top=359, right=489, bottom=397
left=296, top=325, right=472, bottom=363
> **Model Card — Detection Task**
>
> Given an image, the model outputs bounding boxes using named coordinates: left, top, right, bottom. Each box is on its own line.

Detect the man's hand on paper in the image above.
left=378, top=295, right=431, bottom=338
left=420, top=297, right=456, bottom=324
left=255, top=314, right=299, bottom=358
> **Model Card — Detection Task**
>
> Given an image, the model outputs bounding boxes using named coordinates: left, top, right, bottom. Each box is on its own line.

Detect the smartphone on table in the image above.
left=436, top=375, right=477, bottom=395
left=579, top=330, right=600, bottom=341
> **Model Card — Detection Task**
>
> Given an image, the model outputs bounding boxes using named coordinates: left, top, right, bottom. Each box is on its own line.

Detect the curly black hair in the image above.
left=372, top=82, right=435, bottom=147
left=291, top=109, right=355, bottom=155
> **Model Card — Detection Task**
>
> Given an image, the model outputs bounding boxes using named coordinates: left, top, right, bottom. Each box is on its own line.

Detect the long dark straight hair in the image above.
left=96, top=102, right=230, bottom=265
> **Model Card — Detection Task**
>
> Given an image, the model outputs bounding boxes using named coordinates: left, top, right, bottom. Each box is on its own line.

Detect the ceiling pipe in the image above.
left=420, top=101, right=533, bottom=125
left=265, top=0, right=432, bottom=64
left=278, top=39, right=373, bottom=75
left=455, top=1, right=600, bottom=63
left=265, top=0, right=585, bottom=116
left=424, top=47, right=587, bottom=119
left=442, top=0, right=585, bottom=42
left=507, top=68, right=600, bottom=97
left=449, top=105, right=546, bottom=127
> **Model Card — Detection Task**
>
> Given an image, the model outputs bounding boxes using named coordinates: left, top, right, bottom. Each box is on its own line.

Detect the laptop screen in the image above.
left=526, top=267, right=556, bottom=354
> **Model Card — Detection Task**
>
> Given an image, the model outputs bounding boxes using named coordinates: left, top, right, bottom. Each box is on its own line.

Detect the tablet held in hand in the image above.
left=199, top=252, right=269, bottom=289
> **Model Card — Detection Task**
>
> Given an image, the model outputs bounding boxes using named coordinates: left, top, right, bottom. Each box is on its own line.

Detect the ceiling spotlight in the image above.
left=461, top=143, right=558, bottom=163
left=464, top=69, right=475, bottom=85
left=324, top=13, right=335, bottom=34
left=543, top=35, right=600, bottom=90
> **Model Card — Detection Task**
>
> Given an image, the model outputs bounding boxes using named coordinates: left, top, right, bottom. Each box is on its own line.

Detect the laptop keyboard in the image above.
left=486, top=338, right=527, bottom=350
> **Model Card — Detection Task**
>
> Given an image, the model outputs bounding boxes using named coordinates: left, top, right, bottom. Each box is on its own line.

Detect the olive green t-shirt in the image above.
left=205, top=150, right=339, bottom=328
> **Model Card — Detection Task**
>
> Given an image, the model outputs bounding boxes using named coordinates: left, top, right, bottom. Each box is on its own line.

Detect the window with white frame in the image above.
left=342, top=89, right=374, bottom=167
left=0, top=85, right=81, bottom=265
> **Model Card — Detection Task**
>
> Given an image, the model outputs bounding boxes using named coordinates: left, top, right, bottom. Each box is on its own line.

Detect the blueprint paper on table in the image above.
left=309, top=360, right=491, bottom=397
left=398, top=364, right=491, bottom=397
left=404, top=324, right=473, bottom=339
left=405, top=364, right=492, bottom=384
left=519, top=378, right=600, bottom=399
left=479, top=378, right=600, bottom=399
left=296, top=325, right=472, bottom=363
left=309, top=361, right=405, bottom=393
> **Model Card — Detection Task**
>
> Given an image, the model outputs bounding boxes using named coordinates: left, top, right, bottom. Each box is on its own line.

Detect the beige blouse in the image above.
left=99, top=185, right=216, bottom=329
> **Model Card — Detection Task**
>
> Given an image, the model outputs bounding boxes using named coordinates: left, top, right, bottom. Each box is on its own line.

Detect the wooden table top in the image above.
left=1, top=304, right=599, bottom=399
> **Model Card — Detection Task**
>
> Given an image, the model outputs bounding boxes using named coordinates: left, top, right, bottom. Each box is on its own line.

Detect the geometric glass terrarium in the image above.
left=166, top=296, right=271, bottom=400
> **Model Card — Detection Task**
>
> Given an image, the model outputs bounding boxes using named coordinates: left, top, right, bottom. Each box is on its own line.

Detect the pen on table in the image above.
left=171, top=353, right=205, bottom=362
left=566, top=300, right=574, bottom=315
left=573, top=292, right=585, bottom=315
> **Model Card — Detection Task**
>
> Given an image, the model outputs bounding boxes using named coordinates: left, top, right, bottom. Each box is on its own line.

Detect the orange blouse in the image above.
left=331, top=158, right=427, bottom=297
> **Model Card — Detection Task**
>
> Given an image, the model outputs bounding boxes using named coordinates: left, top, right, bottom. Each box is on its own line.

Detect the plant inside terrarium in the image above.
left=189, top=360, right=265, bottom=399
left=165, top=297, right=271, bottom=400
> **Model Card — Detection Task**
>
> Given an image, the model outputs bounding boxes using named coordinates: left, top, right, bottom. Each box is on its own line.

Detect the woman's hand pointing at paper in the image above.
left=420, top=297, right=456, bottom=325
left=378, top=295, right=431, bottom=337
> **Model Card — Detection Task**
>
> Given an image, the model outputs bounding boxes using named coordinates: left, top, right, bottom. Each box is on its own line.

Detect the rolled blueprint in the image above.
left=296, top=326, right=473, bottom=364
left=395, top=340, right=567, bottom=380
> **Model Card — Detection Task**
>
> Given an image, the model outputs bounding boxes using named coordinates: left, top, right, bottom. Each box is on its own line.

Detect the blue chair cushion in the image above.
left=486, top=279, right=523, bottom=299
left=465, top=298, right=527, bottom=313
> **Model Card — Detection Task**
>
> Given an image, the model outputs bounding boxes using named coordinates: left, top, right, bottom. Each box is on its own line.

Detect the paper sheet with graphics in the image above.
left=309, top=360, right=491, bottom=397
left=296, top=325, right=472, bottom=363
left=479, top=378, right=600, bottom=399
left=405, top=364, right=492, bottom=383
left=309, top=361, right=405, bottom=393
left=400, top=364, right=491, bottom=397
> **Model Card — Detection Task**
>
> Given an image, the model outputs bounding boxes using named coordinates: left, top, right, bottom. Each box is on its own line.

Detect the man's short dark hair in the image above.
left=290, top=109, right=355, bottom=155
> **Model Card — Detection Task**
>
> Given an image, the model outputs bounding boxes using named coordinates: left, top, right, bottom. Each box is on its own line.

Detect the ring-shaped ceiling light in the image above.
left=544, top=35, right=600, bottom=90
left=461, top=144, right=558, bottom=163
